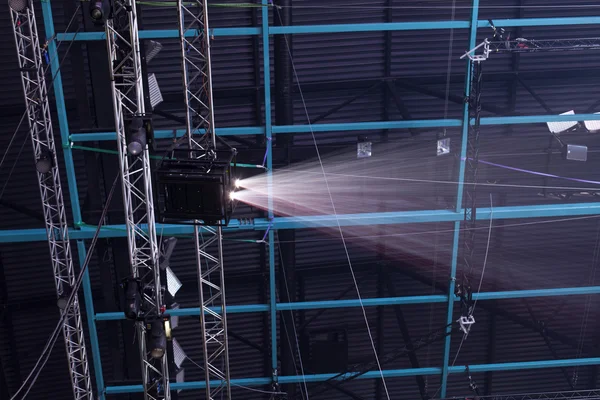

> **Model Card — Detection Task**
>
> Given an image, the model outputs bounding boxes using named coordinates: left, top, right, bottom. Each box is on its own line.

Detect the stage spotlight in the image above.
left=149, top=319, right=167, bottom=359
left=9, top=0, right=28, bottom=12
left=127, top=118, right=147, bottom=156
left=90, top=0, right=110, bottom=24
left=229, top=191, right=237, bottom=201
left=234, top=179, right=241, bottom=188
left=123, top=278, right=142, bottom=320
left=36, top=151, right=53, bottom=174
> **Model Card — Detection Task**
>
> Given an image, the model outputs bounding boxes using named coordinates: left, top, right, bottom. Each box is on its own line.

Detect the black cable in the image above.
left=10, top=173, right=119, bottom=400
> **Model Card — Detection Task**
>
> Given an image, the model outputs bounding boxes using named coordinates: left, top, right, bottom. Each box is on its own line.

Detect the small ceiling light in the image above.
left=149, top=319, right=167, bottom=359
left=127, top=118, right=147, bottom=156
left=563, top=144, right=588, bottom=162
left=357, top=135, right=372, bottom=159
left=437, top=137, right=451, bottom=156
left=547, top=110, right=578, bottom=134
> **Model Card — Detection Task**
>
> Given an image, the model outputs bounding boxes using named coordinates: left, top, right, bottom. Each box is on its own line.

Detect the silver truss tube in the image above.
left=177, top=1, right=232, bottom=397
left=106, top=0, right=169, bottom=398
left=9, top=4, right=92, bottom=399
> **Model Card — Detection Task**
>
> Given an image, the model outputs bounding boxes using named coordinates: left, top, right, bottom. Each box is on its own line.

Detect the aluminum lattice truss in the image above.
left=445, top=389, right=600, bottom=400
left=177, top=1, right=232, bottom=398
left=105, top=1, right=169, bottom=399
left=9, top=3, right=93, bottom=399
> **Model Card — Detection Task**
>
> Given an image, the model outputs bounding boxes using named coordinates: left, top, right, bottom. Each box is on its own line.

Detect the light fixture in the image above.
left=234, top=179, right=241, bottom=189
left=563, top=144, right=588, bottom=162
left=229, top=191, right=237, bottom=201
left=166, top=267, right=182, bottom=298
left=357, top=135, right=372, bottom=158
left=437, top=137, right=451, bottom=156
left=584, top=112, right=600, bottom=132
left=172, top=337, right=187, bottom=369
left=127, top=117, right=147, bottom=156
left=9, top=0, right=28, bottom=12
left=36, top=151, right=53, bottom=174
left=123, top=277, right=142, bottom=320
left=90, top=0, right=110, bottom=24
left=149, top=319, right=167, bottom=359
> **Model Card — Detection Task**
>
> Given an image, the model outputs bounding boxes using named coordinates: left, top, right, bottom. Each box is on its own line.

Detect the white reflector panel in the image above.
left=547, top=110, right=578, bottom=134
left=584, top=112, right=600, bottom=132
left=148, top=73, right=163, bottom=109
left=172, top=337, right=187, bottom=369
left=166, top=267, right=182, bottom=297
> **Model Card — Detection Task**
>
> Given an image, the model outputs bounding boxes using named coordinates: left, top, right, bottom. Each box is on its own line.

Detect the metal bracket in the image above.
left=457, top=315, right=476, bottom=335
left=461, top=39, right=491, bottom=62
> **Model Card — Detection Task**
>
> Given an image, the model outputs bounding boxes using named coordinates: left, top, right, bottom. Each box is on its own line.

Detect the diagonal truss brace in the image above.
left=177, top=1, right=232, bottom=399
left=9, top=3, right=93, bottom=399
left=105, top=1, right=169, bottom=399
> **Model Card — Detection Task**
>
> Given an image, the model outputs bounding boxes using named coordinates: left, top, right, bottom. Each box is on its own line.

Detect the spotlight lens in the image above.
left=151, top=348, right=165, bottom=359
left=234, top=179, right=241, bottom=188
left=127, top=141, right=143, bottom=156
left=90, top=7, right=102, bottom=20
left=229, top=191, right=237, bottom=200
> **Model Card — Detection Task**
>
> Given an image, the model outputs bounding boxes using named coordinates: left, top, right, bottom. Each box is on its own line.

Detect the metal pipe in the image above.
left=104, top=357, right=600, bottom=393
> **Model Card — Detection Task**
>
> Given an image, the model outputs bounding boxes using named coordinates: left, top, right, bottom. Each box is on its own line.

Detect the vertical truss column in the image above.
left=460, top=61, right=483, bottom=305
left=177, top=1, right=232, bottom=399
left=9, top=3, right=93, bottom=399
left=106, top=1, right=169, bottom=399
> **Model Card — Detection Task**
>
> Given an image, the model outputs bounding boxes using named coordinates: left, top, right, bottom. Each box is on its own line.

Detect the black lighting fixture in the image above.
left=123, top=277, right=142, bottom=320
left=56, top=285, right=72, bottom=310
left=90, top=0, right=111, bottom=25
left=8, top=0, right=28, bottom=12
left=127, top=117, right=147, bottom=156
left=156, top=149, right=237, bottom=226
left=36, top=150, right=54, bottom=174
left=148, top=318, right=167, bottom=359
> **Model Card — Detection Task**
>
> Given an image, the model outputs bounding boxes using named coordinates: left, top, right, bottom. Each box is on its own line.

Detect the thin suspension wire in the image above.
left=275, top=8, right=391, bottom=400
left=277, top=3, right=600, bottom=10
left=276, top=231, right=310, bottom=400
left=10, top=174, right=119, bottom=400
left=289, top=170, right=600, bottom=192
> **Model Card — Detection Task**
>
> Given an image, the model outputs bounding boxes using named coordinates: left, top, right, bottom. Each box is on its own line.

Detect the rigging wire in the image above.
left=276, top=230, right=310, bottom=400
left=10, top=174, right=119, bottom=400
left=274, top=7, right=391, bottom=400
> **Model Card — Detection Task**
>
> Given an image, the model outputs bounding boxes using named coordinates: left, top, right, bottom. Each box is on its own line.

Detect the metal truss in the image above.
left=105, top=1, right=169, bottom=399
left=457, top=60, right=483, bottom=320
left=9, top=3, right=93, bottom=399
left=445, top=389, right=600, bottom=400
left=177, top=1, right=232, bottom=398
left=462, top=38, right=600, bottom=61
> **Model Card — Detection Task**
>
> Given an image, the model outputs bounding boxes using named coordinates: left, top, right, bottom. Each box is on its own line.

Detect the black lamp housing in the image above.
left=156, top=149, right=236, bottom=226
left=90, top=0, right=111, bottom=25
left=125, top=115, right=155, bottom=154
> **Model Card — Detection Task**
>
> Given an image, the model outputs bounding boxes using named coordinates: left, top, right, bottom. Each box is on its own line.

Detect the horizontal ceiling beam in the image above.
left=57, top=16, right=600, bottom=41
left=2, top=202, right=600, bottom=242
left=94, top=285, right=600, bottom=321
left=104, top=357, right=600, bottom=393
left=69, top=113, right=600, bottom=142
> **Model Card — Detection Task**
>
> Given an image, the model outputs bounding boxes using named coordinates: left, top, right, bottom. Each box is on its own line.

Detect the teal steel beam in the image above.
left=3, top=202, right=600, bottom=242
left=69, top=112, right=600, bottom=142
left=94, top=285, right=600, bottom=320
left=441, top=0, right=480, bottom=397
left=56, top=16, right=600, bottom=42
left=104, top=357, right=600, bottom=393
left=261, top=0, right=278, bottom=380
left=40, top=3, right=105, bottom=399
